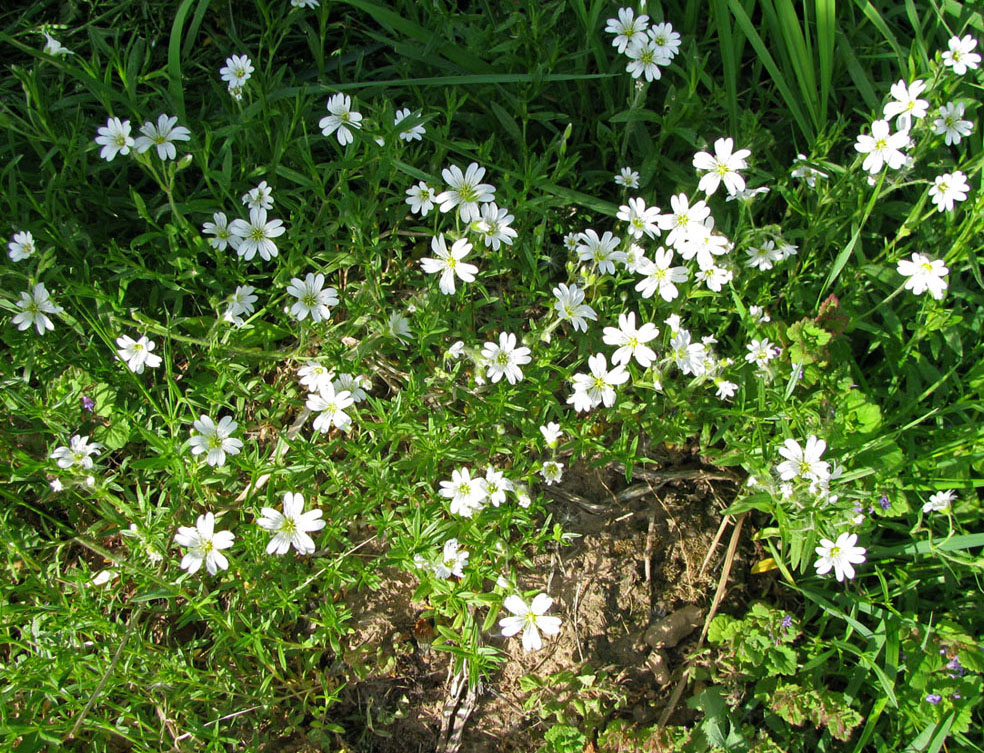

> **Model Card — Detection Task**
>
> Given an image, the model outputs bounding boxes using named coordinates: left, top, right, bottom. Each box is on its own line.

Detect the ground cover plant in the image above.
left=2, top=0, right=983, bottom=751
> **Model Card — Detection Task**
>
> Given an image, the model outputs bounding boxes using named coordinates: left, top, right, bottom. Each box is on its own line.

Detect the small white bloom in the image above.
left=406, top=181, right=436, bottom=216
left=604, top=7, right=649, bottom=53
left=286, top=273, right=339, bottom=322
left=897, top=253, right=949, bottom=300
left=220, top=54, right=254, bottom=88
left=481, top=332, right=532, bottom=385
left=576, top=229, right=625, bottom=274
left=744, top=338, right=779, bottom=369
left=133, top=114, right=191, bottom=161
left=484, top=467, right=514, bottom=507
left=615, top=166, right=640, bottom=188
left=552, top=283, right=597, bottom=332
left=386, top=311, right=411, bottom=343
left=228, top=208, right=285, bottom=261
left=394, top=107, right=426, bottom=141
left=471, top=202, right=517, bottom=250
left=257, top=492, right=325, bottom=555
left=43, top=32, right=72, bottom=56
left=635, top=247, right=689, bottom=301
left=320, top=93, right=363, bottom=146
left=307, top=382, right=355, bottom=433
left=188, top=415, right=243, bottom=467
left=540, top=460, right=564, bottom=486
left=923, top=490, right=956, bottom=513
left=499, top=592, right=563, bottom=652
left=439, top=467, right=488, bottom=517
left=174, top=512, right=235, bottom=576
left=814, top=532, right=866, bottom=582
left=94, top=116, right=134, bottom=162
left=51, top=435, right=102, bottom=470
left=776, top=435, right=830, bottom=483
left=791, top=154, right=828, bottom=187
left=433, top=538, right=469, bottom=578
left=603, top=311, right=659, bottom=368
left=202, top=212, right=240, bottom=252
left=540, top=422, right=562, bottom=448
left=420, top=234, right=478, bottom=295
left=333, top=373, right=371, bottom=402
left=942, top=35, right=982, bottom=75
left=435, top=162, right=496, bottom=222
left=932, top=102, right=974, bottom=145
left=223, top=285, right=257, bottom=326
left=882, top=79, right=929, bottom=132
left=617, top=197, right=662, bottom=239
left=854, top=119, right=908, bottom=174
left=693, top=137, right=751, bottom=196
left=241, top=180, right=273, bottom=210
left=298, top=361, right=335, bottom=393
left=928, top=171, right=970, bottom=213
left=568, top=353, right=629, bottom=412
left=115, top=335, right=162, bottom=373
left=8, top=231, right=36, bottom=262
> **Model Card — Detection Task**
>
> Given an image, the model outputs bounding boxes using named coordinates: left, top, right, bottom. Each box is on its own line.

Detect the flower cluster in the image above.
left=604, top=8, right=680, bottom=82
left=219, top=54, right=254, bottom=100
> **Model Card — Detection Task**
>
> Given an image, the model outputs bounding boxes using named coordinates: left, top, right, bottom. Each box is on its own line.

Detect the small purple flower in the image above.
left=878, top=495, right=890, bottom=511
left=926, top=693, right=942, bottom=705
left=82, top=395, right=95, bottom=412
left=781, top=615, right=793, bottom=629
left=946, top=657, right=965, bottom=677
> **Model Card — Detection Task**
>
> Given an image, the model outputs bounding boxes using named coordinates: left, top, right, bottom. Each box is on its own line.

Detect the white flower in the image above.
left=435, top=162, right=496, bottom=222
left=202, top=212, right=240, bottom=252
left=174, top=513, right=235, bottom=576
left=813, top=532, right=866, bottom=582
left=8, top=231, right=36, bottom=262
left=744, top=338, right=779, bottom=369
left=420, top=234, right=478, bottom=295
left=605, top=7, right=649, bottom=53
left=635, top=247, right=689, bottom=301
left=307, top=382, right=355, bottom=433
left=658, top=193, right=710, bottom=250
left=116, top=334, right=162, bottom=373
left=791, top=154, right=828, bottom=187
left=445, top=340, right=465, bottom=360
left=188, top=415, right=243, bottom=467
left=942, top=35, right=981, bottom=75
left=854, top=119, right=908, bottom=174
left=287, top=273, right=339, bottom=322
left=394, top=108, right=426, bottom=141
left=678, top=218, right=730, bottom=270
left=714, top=379, right=738, bottom=400
left=514, top=483, right=532, bottom=507
left=291, top=0, right=319, bottom=7
left=615, top=166, right=640, bottom=188
left=647, top=22, right=681, bottom=61
left=744, top=241, right=780, bottom=270
left=220, top=54, right=254, bottom=88
left=484, top=467, right=514, bottom=507
left=568, top=353, right=629, bottom=412
left=257, top=492, right=325, bottom=555
left=693, top=137, right=751, bottom=196
left=776, top=435, right=830, bottom=483
left=552, top=283, right=597, bottom=332
left=223, top=285, right=257, bottom=326
left=43, top=32, right=71, bottom=56
left=94, top=116, right=134, bottom=161
left=668, top=329, right=707, bottom=376
left=625, top=37, right=666, bottom=82
left=695, top=264, right=733, bottom=292
left=133, top=114, right=191, bottom=160
left=481, top=332, right=532, bottom=385
left=386, top=311, right=411, bottom=343
left=434, top=539, right=469, bottom=578
left=621, top=243, right=650, bottom=274
left=333, top=373, right=371, bottom=402
left=241, top=180, right=273, bottom=210
left=298, top=361, right=335, bottom=393
left=932, top=102, right=974, bottom=145
left=923, top=490, right=956, bottom=513
left=320, top=93, right=362, bottom=146
left=499, top=593, right=562, bottom=652
left=439, top=467, right=488, bottom=517
left=50, top=435, right=102, bottom=470
left=603, top=311, right=659, bottom=368
left=897, top=253, right=949, bottom=300
left=928, top=171, right=970, bottom=213
left=541, top=461, right=564, bottom=485
left=472, top=202, right=517, bottom=250
left=576, top=229, right=625, bottom=274
left=228, top=208, right=285, bottom=261
left=748, top=305, right=770, bottom=324
left=882, top=79, right=929, bottom=132
left=540, top=422, right=562, bottom=448
left=406, top=181, right=435, bottom=215
left=617, top=197, right=661, bottom=239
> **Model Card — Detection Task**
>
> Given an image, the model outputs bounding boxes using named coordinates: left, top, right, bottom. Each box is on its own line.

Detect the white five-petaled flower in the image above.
left=776, top=435, right=830, bottom=483
left=605, top=7, right=649, bottom=54
left=568, top=353, right=629, bottom=412
left=603, top=312, right=659, bottom=368
left=635, top=247, right=689, bottom=301
left=228, top=208, right=285, bottom=261
left=471, top=202, right=517, bottom=250
left=693, top=137, right=751, bottom=196
left=791, top=154, right=828, bottom=187
left=541, top=460, right=564, bottom=485
left=646, top=22, right=681, bottom=61
left=174, top=512, right=235, bottom=576
left=625, top=36, right=666, bottom=82
left=436, top=539, right=469, bottom=578
left=928, top=170, right=970, bottom=213
left=189, top=415, right=243, bottom=467
left=257, top=492, right=325, bottom=555
left=552, top=283, right=597, bottom=332
left=744, top=240, right=780, bottom=270
left=394, top=108, right=426, bottom=141
left=814, top=532, right=866, bottom=582
left=540, top=422, right=562, bottom=448
left=116, top=334, right=162, bottom=373
left=439, top=467, right=488, bottom=517
left=942, top=35, right=981, bottom=75
left=298, top=361, right=335, bottom=393
left=12, top=283, right=61, bottom=335
left=923, top=490, right=956, bottom=513
left=8, top=231, right=36, bottom=262
left=933, top=102, right=974, bottom=145
left=386, top=311, right=411, bottom=343
left=897, top=253, right=949, bottom=300
left=668, top=329, right=708, bottom=376
left=287, top=273, right=339, bottom=322
left=242, top=180, right=273, bottom=210
left=51, top=435, right=102, bottom=470
left=307, top=382, right=355, bottom=433
left=43, top=32, right=71, bottom=56
left=420, top=234, right=478, bottom=295
left=617, top=197, right=662, bottom=239
left=481, top=332, right=532, bottom=385
left=94, top=116, right=135, bottom=161
left=202, top=212, right=240, bottom=252
left=223, top=285, right=257, bottom=326
left=615, top=166, right=640, bottom=188
left=320, top=93, right=363, bottom=146
left=744, top=338, right=780, bottom=369
left=882, top=79, right=929, bottom=132
left=658, top=193, right=710, bottom=250
left=695, top=265, right=733, bottom=292
left=576, top=229, right=624, bottom=274
left=406, top=181, right=435, bottom=215
left=434, top=162, right=496, bottom=222
left=499, top=592, right=563, bottom=652
left=484, top=467, right=514, bottom=507
left=220, top=54, right=254, bottom=88
left=854, top=119, right=908, bottom=175
left=334, top=373, right=371, bottom=402
left=133, top=114, right=191, bottom=160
